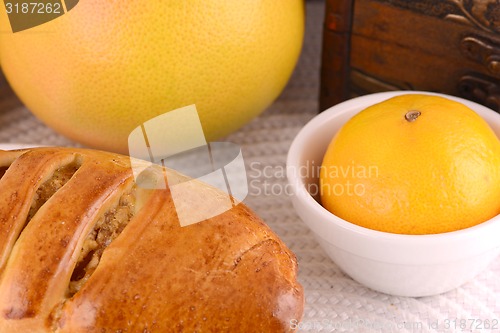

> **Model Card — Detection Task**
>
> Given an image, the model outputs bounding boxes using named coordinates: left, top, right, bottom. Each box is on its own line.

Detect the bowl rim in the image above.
left=287, top=91, right=500, bottom=262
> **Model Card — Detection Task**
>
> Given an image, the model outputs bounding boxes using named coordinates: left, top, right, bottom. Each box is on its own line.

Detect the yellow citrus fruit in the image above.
left=320, top=94, right=500, bottom=235
left=0, top=1, right=304, bottom=153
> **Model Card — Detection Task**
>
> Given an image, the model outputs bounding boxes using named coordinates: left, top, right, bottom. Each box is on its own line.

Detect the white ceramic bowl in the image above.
left=287, top=91, right=500, bottom=297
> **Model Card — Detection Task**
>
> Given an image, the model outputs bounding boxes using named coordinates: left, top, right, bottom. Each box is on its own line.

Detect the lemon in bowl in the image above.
left=287, top=91, right=500, bottom=297
left=320, top=93, right=500, bottom=235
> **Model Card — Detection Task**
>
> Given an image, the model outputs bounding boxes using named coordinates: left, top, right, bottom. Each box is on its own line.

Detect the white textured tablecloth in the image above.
left=0, top=1, right=499, bottom=332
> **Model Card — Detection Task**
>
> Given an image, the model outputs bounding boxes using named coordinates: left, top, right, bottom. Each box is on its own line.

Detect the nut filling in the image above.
left=68, top=188, right=136, bottom=297
left=28, top=163, right=80, bottom=222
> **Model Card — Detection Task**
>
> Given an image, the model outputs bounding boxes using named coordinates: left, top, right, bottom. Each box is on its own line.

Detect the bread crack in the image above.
left=232, top=238, right=277, bottom=270
left=0, top=166, right=8, bottom=180
left=67, top=188, right=136, bottom=298
left=28, top=162, right=80, bottom=222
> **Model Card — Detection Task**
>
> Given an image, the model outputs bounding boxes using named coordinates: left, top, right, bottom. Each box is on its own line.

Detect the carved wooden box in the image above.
left=320, top=0, right=500, bottom=112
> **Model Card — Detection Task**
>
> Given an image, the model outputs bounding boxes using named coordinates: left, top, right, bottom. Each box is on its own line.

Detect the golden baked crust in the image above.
left=0, top=147, right=304, bottom=332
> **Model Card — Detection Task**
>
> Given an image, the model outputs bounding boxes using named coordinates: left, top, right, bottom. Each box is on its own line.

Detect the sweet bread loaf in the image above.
left=0, top=147, right=304, bottom=332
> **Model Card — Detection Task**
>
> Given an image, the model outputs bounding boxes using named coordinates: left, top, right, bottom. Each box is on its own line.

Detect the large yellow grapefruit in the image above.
left=0, top=1, right=304, bottom=153
left=320, top=94, right=500, bottom=235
